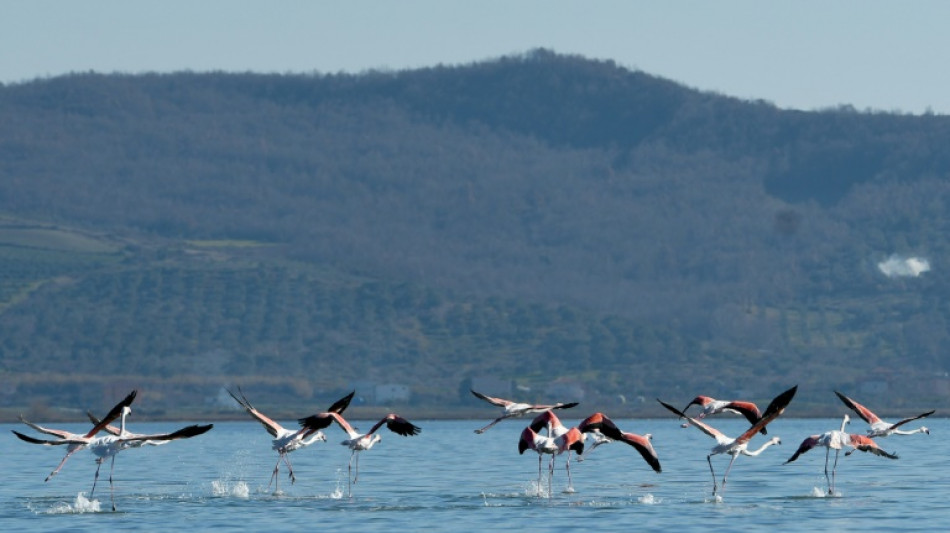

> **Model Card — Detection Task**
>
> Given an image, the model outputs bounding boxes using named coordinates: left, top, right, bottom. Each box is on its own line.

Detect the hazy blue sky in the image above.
left=3, top=1, right=949, bottom=114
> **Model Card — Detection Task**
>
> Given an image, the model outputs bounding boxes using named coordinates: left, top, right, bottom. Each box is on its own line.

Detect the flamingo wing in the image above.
left=379, top=414, right=421, bottom=436
left=122, top=424, right=214, bottom=443
left=736, top=385, right=797, bottom=442
left=227, top=387, right=283, bottom=438
left=11, top=430, right=82, bottom=446
left=657, top=399, right=725, bottom=441
left=84, top=389, right=137, bottom=438
left=299, top=391, right=358, bottom=431
left=527, top=410, right=563, bottom=433
left=887, top=409, right=935, bottom=431
left=518, top=427, right=539, bottom=454
left=470, top=389, right=512, bottom=408
left=300, top=411, right=358, bottom=438
left=848, top=434, right=898, bottom=458
left=17, top=416, right=76, bottom=440
left=784, top=435, right=820, bottom=464
left=724, top=401, right=763, bottom=426
left=326, top=390, right=356, bottom=414
left=618, top=432, right=662, bottom=473
left=834, top=391, right=882, bottom=426
left=578, top=412, right=624, bottom=441
left=550, top=401, right=580, bottom=410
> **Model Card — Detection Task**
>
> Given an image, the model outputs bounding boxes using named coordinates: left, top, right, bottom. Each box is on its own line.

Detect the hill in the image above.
left=0, top=50, right=947, bottom=417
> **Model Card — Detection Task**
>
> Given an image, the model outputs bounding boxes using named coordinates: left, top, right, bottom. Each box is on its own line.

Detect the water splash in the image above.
left=41, top=493, right=101, bottom=514
left=211, top=479, right=249, bottom=498
left=810, top=487, right=841, bottom=498
left=638, top=493, right=658, bottom=504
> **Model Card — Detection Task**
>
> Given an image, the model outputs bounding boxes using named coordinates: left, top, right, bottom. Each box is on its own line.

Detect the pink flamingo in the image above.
left=471, top=389, right=578, bottom=433
left=227, top=388, right=354, bottom=492
left=575, top=412, right=661, bottom=473
left=12, top=390, right=138, bottom=482
left=299, top=411, right=421, bottom=496
left=682, top=395, right=766, bottom=434
left=834, top=391, right=933, bottom=437
left=658, top=385, right=796, bottom=498
left=517, top=410, right=584, bottom=496
left=784, top=414, right=898, bottom=494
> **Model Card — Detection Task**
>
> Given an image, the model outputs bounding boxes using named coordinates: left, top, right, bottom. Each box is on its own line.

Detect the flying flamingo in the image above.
left=517, top=410, right=584, bottom=496
left=227, top=387, right=354, bottom=492
left=784, top=414, right=898, bottom=494
left=470, top=389, right=579, bottom=433
left=13, top=390, right=139, bottom=482
left=834, top=391, right=934, bottom=437
left=575, top=412, right=662, bottom=474
left=298, top=411, right=421, bottom=496
left=681, top=395, right=766, bottom=434
left=13, top=393, right=213, bottom=511
left=658, top=385, right=797, bottom=498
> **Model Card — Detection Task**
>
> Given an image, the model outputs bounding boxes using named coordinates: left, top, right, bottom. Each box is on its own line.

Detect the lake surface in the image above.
left=2, top=417, right=947, bottom=531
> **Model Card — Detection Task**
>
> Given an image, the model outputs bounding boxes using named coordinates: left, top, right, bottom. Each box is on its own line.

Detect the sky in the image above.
left=2, top=1, right=949, bottom=115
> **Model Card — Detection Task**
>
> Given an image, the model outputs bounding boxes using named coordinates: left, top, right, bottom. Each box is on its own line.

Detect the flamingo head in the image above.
left=768, top=436, right=781, bottom=446
left=683, top=396, right=711, bottom=412
left=921, top=426, right=930, bottom=435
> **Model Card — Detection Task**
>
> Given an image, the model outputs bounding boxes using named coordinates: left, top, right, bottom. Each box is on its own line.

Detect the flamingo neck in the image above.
left=744, top=438, right=780, bottom=456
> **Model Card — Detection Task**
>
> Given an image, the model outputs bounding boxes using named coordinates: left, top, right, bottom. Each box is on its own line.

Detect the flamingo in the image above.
left=298, top=411, right=421, bottom=496
left=470, top=389, right=579, bottom=433
left=681, top=395, right=766, bottom=434
left=517, top=410, right=584, bottom=496
left=658, top=385, right=797, bottom=498
left=12, top=390, right=138, bottom=482
left=227, top=387, right=354, bottom=492
left=13, top=394, right=212, bottom=511
left=834, top=390, right=933, bottom=437
left=784, top=414, right=898, bottom=494
left=575, top=412, right=662, bottom=474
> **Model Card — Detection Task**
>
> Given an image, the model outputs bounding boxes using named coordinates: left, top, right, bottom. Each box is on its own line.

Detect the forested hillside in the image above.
left=1, top=50, right=948, bottom=417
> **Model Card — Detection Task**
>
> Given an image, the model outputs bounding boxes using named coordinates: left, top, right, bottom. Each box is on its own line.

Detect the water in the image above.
left=2, top=417, right=947, bottom=531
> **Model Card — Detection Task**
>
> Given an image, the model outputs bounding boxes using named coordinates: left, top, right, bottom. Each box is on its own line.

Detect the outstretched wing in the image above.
left=725, top=400, right=764, bottom=431
left=84, top=389, right=137, bottom=438
left=326, top=391, right=355, bottom=414
left=11, top=430, right=80, bottom=446
left=657, top=399, right=725, bottom=441
left=888, top=410, right=935, bottom=431
left=618, top=432, right=661, bottom=473
left=298, top=391, right=358, bottom=432
left=123, top=424, right=213, bottom=443
left=784, top=435, right=819, bottom=464
left=471, top=389, right=512, bottom=408
left=834, top=391, right=882, bottom=426
left=848, top=434, right=898, bottom=458
left=227, top=387, right=283, bottom=437
left=736, top=385, right=797, bottom=443
left=368, top=414, right=421, bottom=437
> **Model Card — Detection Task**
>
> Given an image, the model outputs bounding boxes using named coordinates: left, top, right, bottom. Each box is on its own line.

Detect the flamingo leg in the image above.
left=565, top=452, right=574, bottom=492
left=536, top=454, right=543, bottom=496
left=707, top=454, right=719, bottom=496
left=269, top=454, right=282, bottom=491
left=91, top=458, right=104, bottom=496
left=475, top=416, right=509, bottom=434
left=46, top=447, right=80, bottom=482
left=830, top=448, right=841, bottom=495
left=720, top=454, right=739, bottom=497
left=547, top=455, right=554, bottom=498
left=108, top=455, right=117, bottom=511
left=283, top=454, right=296, bottom=485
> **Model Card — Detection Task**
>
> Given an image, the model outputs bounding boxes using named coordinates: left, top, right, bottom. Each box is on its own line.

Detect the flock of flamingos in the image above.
left=10, top=384, right=935, bottom=510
